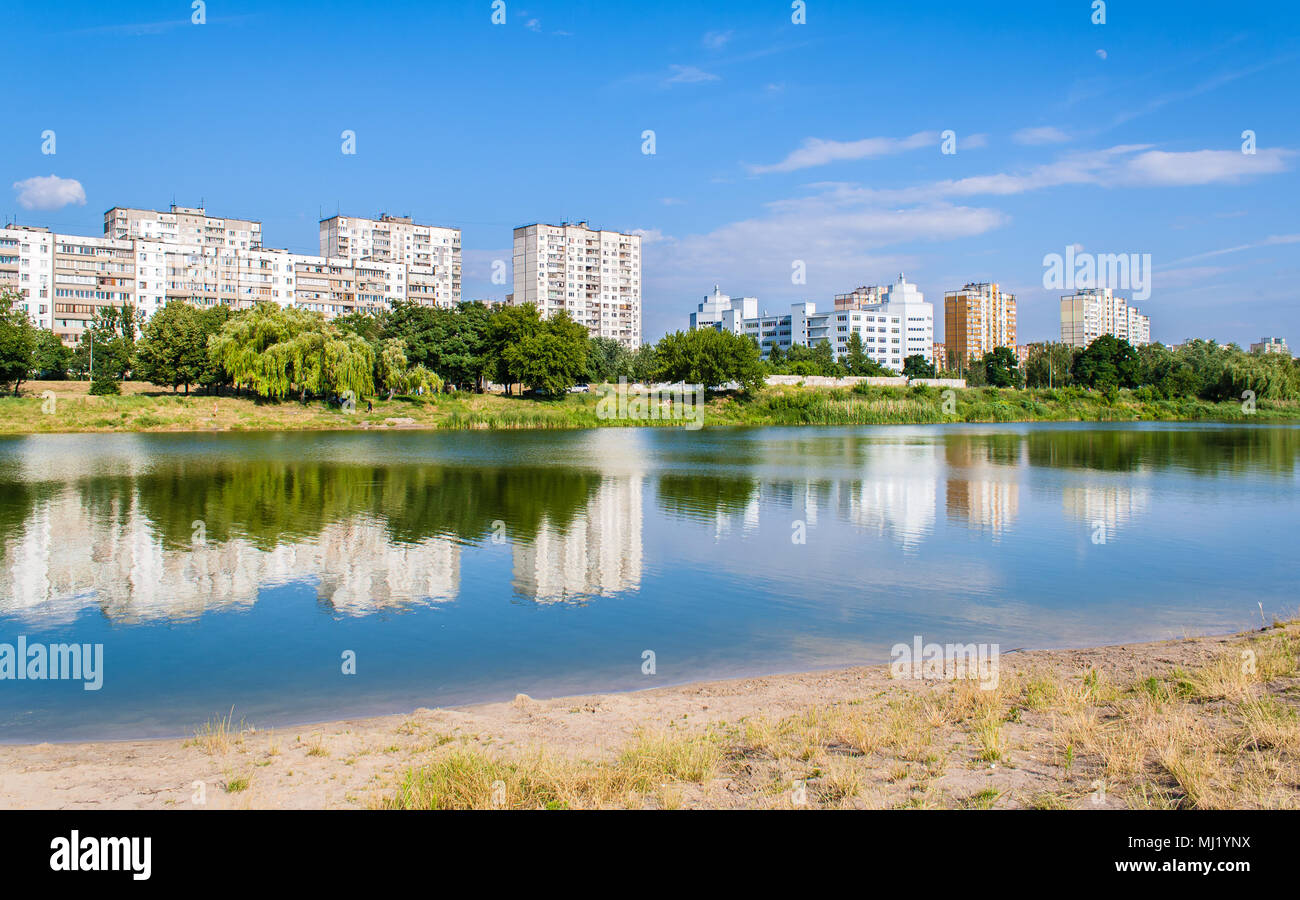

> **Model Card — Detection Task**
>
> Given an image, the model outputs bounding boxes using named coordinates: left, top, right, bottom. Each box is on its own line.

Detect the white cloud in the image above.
left=1160, top=233, right=1300, bottom=267
left=13, top=175, right=86, bottom=211
left=702, top=30, right=733, bottom=50
left=1121, top=149, right=1291, bottom=185
left=1013, top=126, right=1071, bottom=146
left=636, top=183, right=1007, bottom=336
left=747, top=131, right=938, bottom=175
left=664, top=65, right=719, bottom=85
left=821, top=145, right=1297, bottom=203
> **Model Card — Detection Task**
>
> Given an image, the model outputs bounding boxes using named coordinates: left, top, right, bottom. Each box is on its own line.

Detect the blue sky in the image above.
left=3, top=0, right=1297, bottom=345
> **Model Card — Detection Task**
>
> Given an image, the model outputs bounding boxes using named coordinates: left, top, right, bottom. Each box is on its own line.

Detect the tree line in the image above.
left=2, top=287, right=1295, bottom=403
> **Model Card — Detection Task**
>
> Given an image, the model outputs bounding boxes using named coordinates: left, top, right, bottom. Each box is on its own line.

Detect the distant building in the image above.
left=943, top=282, right=1017, bottom=367
left=731, top=301, right=905, bottom=370
left=105, top=204, right=262, bottom=249
left=689, top=285, right=758, bottom=332
left=932, top=342, right=946, bottom=366
left=1014, top=344, right=1032, bottom=368
left=1059, top=287, right=1150, bottom=348
left=1251, top=336, right=1290, bottom=355
left=5, top=204, right=457, bottom=345
left=512, top=221, right=641, bottom=349
left=320, top=213, right=461, bottom=307
left=834, top=274, right=934, bottom=362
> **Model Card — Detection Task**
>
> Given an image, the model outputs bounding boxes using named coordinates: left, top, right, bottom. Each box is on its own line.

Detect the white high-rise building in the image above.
left=1060, top=287, right=1150, bottom=348
left=689, top=285, right=758, bottom=332
left=725, top=301, right=906, bottom=371
left=512, top=221, right=641, bottom=348
left=0, top=225, right=55, bottom=330
left=836, top=274, right=935, bottom=363
left=319, top=213, right=461, bottom=307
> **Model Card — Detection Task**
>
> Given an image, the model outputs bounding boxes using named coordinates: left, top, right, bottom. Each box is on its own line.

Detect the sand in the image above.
left=1, top=624, right=1295, bottom=810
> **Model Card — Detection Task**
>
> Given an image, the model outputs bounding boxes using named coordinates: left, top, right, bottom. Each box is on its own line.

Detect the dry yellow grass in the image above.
left=377, top=621, right=1300, bottom=809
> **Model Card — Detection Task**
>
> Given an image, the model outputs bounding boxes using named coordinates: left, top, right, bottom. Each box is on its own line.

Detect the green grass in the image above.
left=3, top=380, right=1298, bottom=435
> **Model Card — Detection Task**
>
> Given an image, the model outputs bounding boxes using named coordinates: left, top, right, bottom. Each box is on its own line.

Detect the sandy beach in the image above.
left=2, top=621, right=1296, bottom=810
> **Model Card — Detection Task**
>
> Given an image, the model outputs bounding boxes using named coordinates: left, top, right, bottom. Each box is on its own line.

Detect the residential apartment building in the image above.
left=319, top=213, right=461, bottom=306
left=51, top=233, right=137, bottom=342
left=104, top=205, right=262, bottom=250
left=5, top=204, right=454, bottom=344
left=1251, top=336, right=1290, bottom=355
left=512, top=221, right=641, bottom=348
left=1059, top=287, right=1151, bottom=348
left=0, top=225, right=54, bottom=330
left=943, top=282, right=1017, bottom=368
left=834, top=274, right=935, bottom=363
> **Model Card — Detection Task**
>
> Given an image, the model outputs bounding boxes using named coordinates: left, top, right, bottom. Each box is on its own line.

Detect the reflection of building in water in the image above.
left=688, top=445, right=940, bottom=550
left=0, top=489, right=460, bottom=625
left=1062, top=481, right=1151, bottom=541
left=841, top=443, right=939, bottom=550
left=512, top=475, right=643, bottom=603
left=944, top=439, right=1022, bottom=537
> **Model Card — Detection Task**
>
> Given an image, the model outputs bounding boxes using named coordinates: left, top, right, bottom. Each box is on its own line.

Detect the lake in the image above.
left=0, top=423, right=1296, bottom=741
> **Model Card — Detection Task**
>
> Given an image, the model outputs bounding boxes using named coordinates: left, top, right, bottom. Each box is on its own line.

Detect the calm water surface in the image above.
left=0, top=423, right=1296, bottom=741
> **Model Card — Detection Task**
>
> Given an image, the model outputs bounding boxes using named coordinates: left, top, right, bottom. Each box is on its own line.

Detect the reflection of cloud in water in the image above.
left=0, top=488, right=460, bottom=625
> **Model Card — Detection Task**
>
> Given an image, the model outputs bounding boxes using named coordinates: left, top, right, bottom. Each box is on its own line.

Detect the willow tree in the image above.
left=210, top=303, right=374, bottom=401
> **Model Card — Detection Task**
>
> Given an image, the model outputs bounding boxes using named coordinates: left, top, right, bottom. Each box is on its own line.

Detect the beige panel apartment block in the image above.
left=512, top=221, right=641, bottom=348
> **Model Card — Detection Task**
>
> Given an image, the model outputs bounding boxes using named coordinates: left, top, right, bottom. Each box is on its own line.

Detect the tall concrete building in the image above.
left=943, top=282, right=1017, bottom=368
left=104, top=204, right=262, bottom=249
left=0, top=225, right=54, bottom=330
left=512, top=221, right=641, bottom=348
left=319, top=213, right=461, bottom=306
left=689, top=285, right=758, bottom=332
left=730, top=301, right=906, bottom=371
left=1251, top=336, right=1290, bottom=355
left=835, top=274, right=935, bottom=363
left=1059, top=287, right=1150, bottom=348
left=4, top=204, right=444, bottom=344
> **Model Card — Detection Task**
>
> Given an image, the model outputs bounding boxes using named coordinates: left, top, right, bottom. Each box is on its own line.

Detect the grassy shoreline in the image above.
left=0, top=621, right=1295, bottom=809
left=3, top=380, right=1299, bottom=435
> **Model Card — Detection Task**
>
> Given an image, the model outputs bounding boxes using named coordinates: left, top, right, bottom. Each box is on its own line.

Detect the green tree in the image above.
left=843, top=333, right=869, bottom=375
left=136, top=301, right=212, bottom=393
left=980, top=346, right=1022, bottom=388
left=375, top=338, right=410, bottom=398
left=630, top=343, right=658, bottom=384
left=586, top=336, right=634, bottom=384
left=210, top=303, right=375, bottom=401
left=72, top=302, right=142, bottom=387
left=485, top=303, right=542, bottom=394
left=1072, top=335, right=1139, bottom=391
left=1023, top=342, right=1077, bottom=389
left=0, top=302, right=38, bottom=395
left=653, top=328, right=765, bottom=394
left=502, top=311, right=589, bottom=397
left=902, top=354, right=937, bottom=379
left=31, top=330, right=71, bottom=380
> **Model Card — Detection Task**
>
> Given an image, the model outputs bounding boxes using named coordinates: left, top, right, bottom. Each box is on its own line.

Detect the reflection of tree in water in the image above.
left=0, top=480, right=60, bottom=546
left=943, top=432, right=1025, bottom=469
left=656, top=473, right=759, bottom=522
left=1024, top=427, right=1300, bottom=474
left=121, top=460, right=605, bottom=549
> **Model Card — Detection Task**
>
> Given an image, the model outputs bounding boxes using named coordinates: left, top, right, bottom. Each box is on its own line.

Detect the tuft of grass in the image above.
left=188, top=707, right=248, bottom=755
